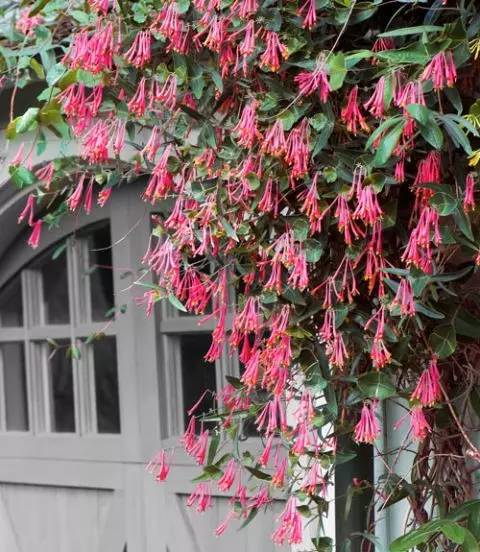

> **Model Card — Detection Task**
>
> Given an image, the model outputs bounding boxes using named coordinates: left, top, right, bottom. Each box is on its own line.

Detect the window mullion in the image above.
left=21, top=270, right=41, bottom=434
left=78, top=342, right=96, bottom=435
left=0, top=347, right=6, bottom=432
left=67, top=239, right=84, bottom=435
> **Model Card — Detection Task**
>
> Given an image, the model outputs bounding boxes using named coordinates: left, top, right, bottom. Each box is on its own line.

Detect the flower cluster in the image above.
left=4, top=0, right=480, bottom=548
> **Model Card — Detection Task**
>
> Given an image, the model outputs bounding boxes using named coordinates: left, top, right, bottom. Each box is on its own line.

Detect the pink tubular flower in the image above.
left=35, top=161, right=55, bottom=189
left=128, top=77, right=148, bottom=117
left=150, top=75, right=177, bottom=111
left=326, top=331, right=348, bottom=369
left=464, top=173, right=476, bottom=212
left=392, top=278, right=415, bottom=317
left=144, top=146, right=175, bottom=202
left=215, top=510, right=236, bottom=537
left=288, top=250, right=308, bottom=290
left=64, top=23, right=115, bottom=74
left=190, top=429, right=209, bottom=465
left=395, top=79, right=425, bottom=109
left=341, top=86, right=369, bottom=135
left=335, top=195, right=364, bottom=244
left=233, top=101, right=262, bottom=148
left=298, top=0, right=316, bottom=29
left=84, top=178, right=94, bottom=214
left=18, top=194, right=36, bottom=226
left=153, top=2, right=183, bottom=41
left=67, top=174, right=86, bottom=211
left=272, top=497, right=303, bottom=545
left=142, top=126, right=162, bottom=162
left=16, top=9, right=43, bottom=36
left=82, top=120, right=110, bottom=163
left=353, top=185, right=383, bottom=225
left=354, top=402, right=380, bottom=444
left=258, top=178, right=280, bottom=217
left=232, top=0, right=258, bottom=18
left=301, top=460, right=327, bottom=496
left=111, top=119, right=126, bottom=156
left=238, top=19, right=256, bottom=59
left=88, top=0, right=110, bottom=14
left=146, top=449, right=171, bottom=482
left=217, top=459, right=238, bottom=491
left=260, top=31, right=288, bottom=72
left=411, top=357, right=441, bottom=406
left=421, top=50, right=457, bottom=90
left=27, top=220, right=42, bottom=249
left=10, top=144, right=25, bottom=167
left=271, top=457, right=287, bottom=488
left=285, top=118, right=310, bottom=178
left=124, top=31, right=152, bottom=67
left=261, top=120, right=286, bottom=157
left=294, top=66, right=330, bottom=102
left=364, top=76, right=386, bottom=118
left=372, top=37, right=395, bottom=55
left=187, top=482, right=213, bottom=512
left=410, top=407, right=431, bottom=441
left=98, top=187, right=112, bottom=207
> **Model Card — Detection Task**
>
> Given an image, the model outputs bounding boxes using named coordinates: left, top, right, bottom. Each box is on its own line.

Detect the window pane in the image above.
left=48, top=343, right=75, bottom=432
left=0, top=277, right=23, bottom=327
left=92, top=337, right=121, bottom=433
left=1, top=343, right=28, bottom=431
left=35, top=246, right=70, bottom=324
left=88, top=225, right=114, bottom=321
left=179, top=334, right=216, bottom=429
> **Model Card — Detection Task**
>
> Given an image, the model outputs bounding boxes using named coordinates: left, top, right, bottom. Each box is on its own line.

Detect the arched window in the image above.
left=0, top=222, right=120, bottom=435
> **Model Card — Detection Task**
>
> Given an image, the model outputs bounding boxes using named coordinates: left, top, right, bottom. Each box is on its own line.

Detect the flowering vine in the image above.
left=3, top=0, right=480, bottom=549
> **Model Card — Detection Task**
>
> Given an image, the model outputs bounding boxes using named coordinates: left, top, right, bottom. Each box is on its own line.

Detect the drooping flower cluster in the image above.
left=5, top=0, right=480, bottom=547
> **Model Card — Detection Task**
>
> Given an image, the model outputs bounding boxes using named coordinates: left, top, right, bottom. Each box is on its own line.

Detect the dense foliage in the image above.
left=3, top=0, right=480, bottom=548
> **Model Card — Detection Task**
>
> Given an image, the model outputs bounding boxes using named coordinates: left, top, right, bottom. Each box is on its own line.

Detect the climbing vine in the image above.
left=3, top=0, right=480, bottom=549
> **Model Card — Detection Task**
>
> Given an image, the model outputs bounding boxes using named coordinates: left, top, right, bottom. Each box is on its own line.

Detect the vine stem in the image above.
left=439, top=380, right=480, bottom=455
left=265, top=0, right=357, bottom=121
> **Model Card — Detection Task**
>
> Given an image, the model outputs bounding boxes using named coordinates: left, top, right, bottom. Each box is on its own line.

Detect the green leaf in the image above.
left=357, top=371, right=396, bottom=400
left=376, top=44, right=429, bottom=65
left=309, top=113, right=328, bottom=131
left=311, top=537, right=333, bottom=552
left=220, top=217, right=239, bottom=241
left=176, top=0, right=190, bottom=13
left=28, top=0, right=53, bottom=16
left=379, top=25, right=444, bottom=37
left=441, top=116, right=472, bottom=154
left=446, top=499, right=480, bottom=522
left=462, top=529, right=480, bottom=552
left=430, top=191, right=458, bottom=215
left=293, top=217, right=309, bottom=242
left=296, top=505, right=311, bottom=518
left=168, top=294, right=188, bottom=312
left=9, top=166, right=36, bottom=188
left=366, top=116, right=402, bottom=150
left=207, top=432, right=220, bottom=465
left=239, top=507, right=258, bottom=530
left=328, top=52, right=347, bottom=91
left=29, top=58, right=45, bottom=79
left=16, top=107, right=39, bottom=134
left=372, top=122, right=405, bottom=167
left=452, top=207, right=474, bottom=241
left=407, top=103, right=434, bottom=126
left=418, top=120, right=444, bottom=149
left=245, top=466, right=272, bottom=481
left=456, top=310, right=480, bottom=338
left=304, top=239, right=324, bottom=262
left=390, top=520, right=466, bottom=552
left=442, top=522, right=466, bottom=544
left=429, top=324, right=456, bottom=359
